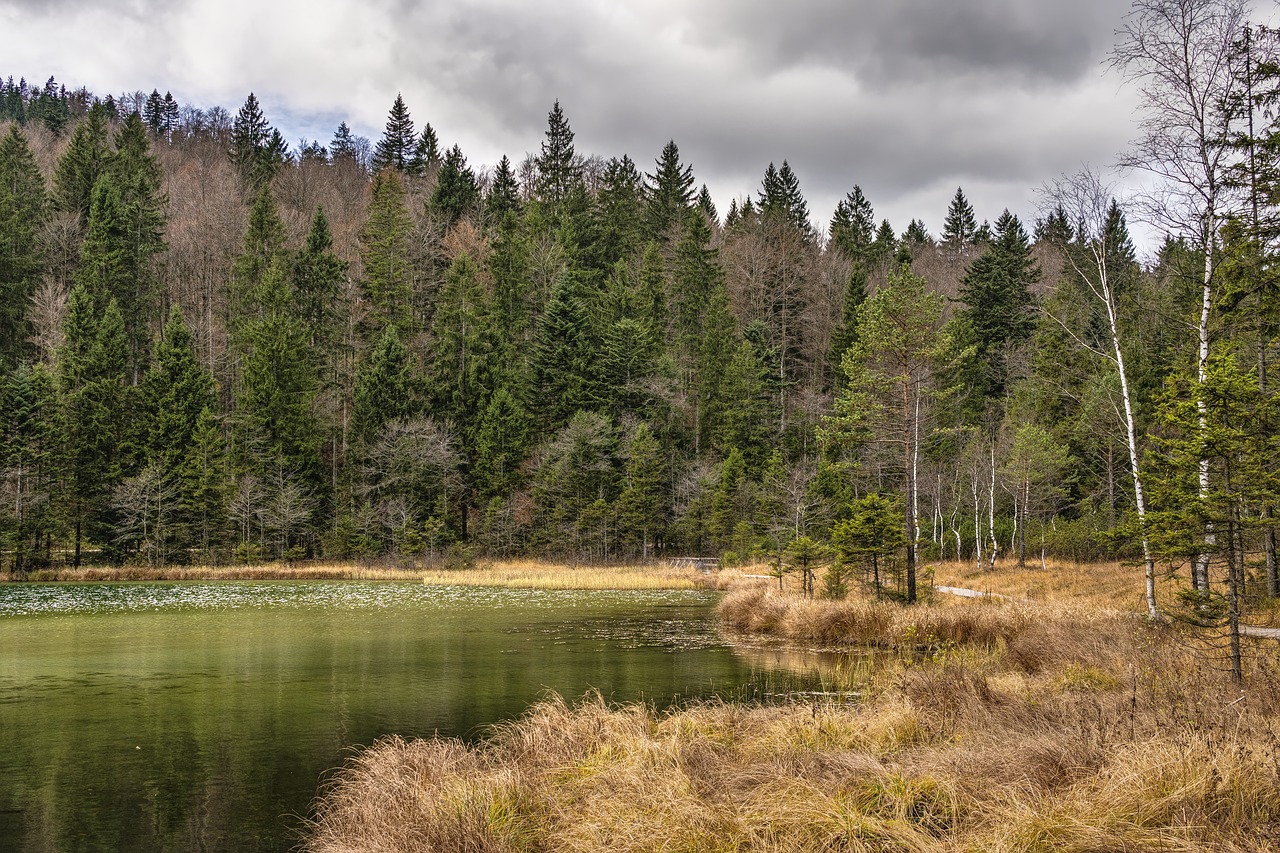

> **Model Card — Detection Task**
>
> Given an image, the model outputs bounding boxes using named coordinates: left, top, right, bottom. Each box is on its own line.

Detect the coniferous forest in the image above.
left=1, top=3, right=1279, bottom=623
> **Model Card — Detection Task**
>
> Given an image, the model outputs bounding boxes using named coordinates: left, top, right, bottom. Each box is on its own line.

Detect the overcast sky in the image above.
left=4, top=0, right=1274, bottom=249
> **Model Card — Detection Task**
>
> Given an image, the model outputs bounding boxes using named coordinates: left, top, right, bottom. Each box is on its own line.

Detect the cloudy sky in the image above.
left=4, top=0, right=1271, bottom=247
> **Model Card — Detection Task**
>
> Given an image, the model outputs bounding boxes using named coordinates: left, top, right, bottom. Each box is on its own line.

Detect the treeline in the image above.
left=0, top=6, right=1277, bottom=622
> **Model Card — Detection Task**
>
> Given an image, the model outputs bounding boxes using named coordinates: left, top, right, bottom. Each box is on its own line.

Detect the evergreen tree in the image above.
left=615, top=422, right=667, bottom=557
left=714, top=337, right=774, bottom=466
left=594, top=155, right=646, bottom=268
left=330, top=121, right=359, bottom=164
left=0, top=125, right=49, bottom=368
left=530, top=269, right=600, bottom=428
left=430, top=144, right=478, bottom=225
left=644, top=140, right=696, bottom=242
left=533, top=100, right=580, bottom=222
left=236, top=260, right=322, bottom=491
left=427, top=252, right=496, bottom=438
left=181, top=406, right=229, bottom=558
left=0, top=362, right=63, bottom=573
left=371, top=94, right=415, bottom=174
left=359, top=169, right=416, bottom=336
left=54, top=102, right=113, bottom=224
left=473, top=387, right=529, bottom=500
left=829, top=260, right=868, bottom=384
left=230, top=184, right=289, bottom=337
left=352, top=325, right=417, bottom=447
left=411, top=123, right=440, bottom=176
left=697, top=184, right=718, bottom=225
left=292, top=207, right=347, bottom=347
left=828, top=185, right=875, bottom=262
left=902, top=219, right=930, bottom=246
left=758, top=160, right=810, bottom=234
left=229, top=93, right=287, bottom=188
left=485, top=154, right=521, bottom=224
left=956, top=209, right=1039, bottom=408
left=941, top=186, right=977, bottom=255
left=142, top=306, right=216, bottom=471
left=870, top=218, right=897, bottom=265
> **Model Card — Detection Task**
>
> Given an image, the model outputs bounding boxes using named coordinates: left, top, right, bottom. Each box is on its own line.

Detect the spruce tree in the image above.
left=473, top=387, right=530, bottom=500
left=371, top=94, right=416, bottom=174
left=430, top=144, right=478, bottom=225
left=330, top=121, right=359, bottom=164
left=533, top=100, right=580, bottom=222
left=829, top=260, right=868, bottom=385
left=230, top=184, right=289, bottom=337
left=292, top=207, right=347, bottom=347
left=427, top=252, right=496, bottom=437
left=485, top=154, right=522, bottom=223
left=644, top=140, right=696, bottom=242
left=956, top=209, right=1039, bottom=406
left=697, top=184, right=718, bottom=225
left=359, top=169, right=416, bottom=336
left=0, top=362, right=63, bottom=573
left=229, top=93, right=286, bottom=188
left=758, top=161, right=810, bottom=234
left=352, top=325, right=417, bottom=447
left=829, top=185, right=876, bottom=262
left=181, top=406, right=229, bottom=558
left=411, top=123, right=440, bottom=176
left=53, top=102, right=113, bottom=224
left=594, top=155, right=646, bottom=268
left=615, top=422, right=667, bottom=557
left=143, top=306, right=216, bottom=470
left=0, top=125, right=49, bottom=368
left=530, top=269, right=599, bottom=428
left=941, top=186, right=977, bottom=255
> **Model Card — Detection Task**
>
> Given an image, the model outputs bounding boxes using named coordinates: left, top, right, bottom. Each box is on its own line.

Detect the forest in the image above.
left=0, top=2, right=1277, bottom=623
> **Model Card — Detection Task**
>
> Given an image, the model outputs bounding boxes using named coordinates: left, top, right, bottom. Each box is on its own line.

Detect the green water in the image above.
left=0, top=581, right=817, bottom=852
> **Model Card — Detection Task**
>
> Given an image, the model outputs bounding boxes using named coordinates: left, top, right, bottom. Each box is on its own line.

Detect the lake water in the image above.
left=0, top=581, right=819, bottom=852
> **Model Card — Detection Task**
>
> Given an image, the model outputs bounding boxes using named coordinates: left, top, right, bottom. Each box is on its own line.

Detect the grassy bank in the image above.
left=306, top=587, right=1280, bottom=852
left=4, top=559, right=726, bottom=590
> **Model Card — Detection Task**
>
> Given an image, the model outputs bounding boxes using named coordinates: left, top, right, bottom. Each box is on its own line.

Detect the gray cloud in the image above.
left=3, top=0, right=1146, bottom=241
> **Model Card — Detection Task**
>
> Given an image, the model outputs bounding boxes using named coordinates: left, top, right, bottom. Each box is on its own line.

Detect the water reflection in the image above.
left=0, top=582, right=819, bottom=853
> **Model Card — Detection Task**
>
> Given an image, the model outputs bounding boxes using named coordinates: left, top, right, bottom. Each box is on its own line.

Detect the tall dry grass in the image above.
left=5, top=559, right=722, bottom=590
left=307, top=583, right=1280, bottom=852
left=307, top=633, right=1280, bottom=852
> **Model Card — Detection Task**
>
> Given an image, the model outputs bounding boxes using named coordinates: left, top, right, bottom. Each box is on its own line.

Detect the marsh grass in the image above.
left=6, top=558, right=728, bottom=590
left=307, top=583, right=1280, bottom=851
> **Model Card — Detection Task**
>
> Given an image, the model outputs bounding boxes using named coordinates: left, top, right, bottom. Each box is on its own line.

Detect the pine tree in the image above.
left=53, top=102, right=113, bottom=224
left=941, top=186, right=977, bottom=255
left=142, top=306, right=216, bottom=471
left=0, top=125, right=49, bottom=368
left=0, top=362, right=63, bottom=573
left=330, top=121, right=359, bottom=164
left=644, top=140, right=696, bottom=242
left=530, top=269, right=600, bottom=428
left=371, top=94, right=415, bottom=174
left=236, top=261, right=322, bottom=489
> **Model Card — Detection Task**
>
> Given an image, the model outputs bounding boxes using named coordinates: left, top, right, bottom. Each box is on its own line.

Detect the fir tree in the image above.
left=593, top=155, right=646, bottom=268
left=359, top=169, right=416, bottom=336
left=941, top=186, right=977, bottom=255
left=0, top=362, right=63, bottom=573
left=430, top=144, right=478, bottom=225
left=352, top=325, right=417, bottom=447
left=0, top=125, right=49, bottom=368
left=530, top=269, right=600, bottom=428
left=292, top=207, right=347, bottom=347
left=534, top=100, right=580, bottom=222
left=758, top=160, right=810, bottom=234
left=142, top=306, right=216, bottom=471
left=229, top=93, right=288, bottom=188
left=427, top=252, right=496, bottom=438
left=697, top=184, right=718, bottom=226
left=53, top=102, right=113, bottom=224
left=615, top=422, right=667, bottom=557
left=473, top=387, right=529, bottom=500
left=644, top=140, right=696, bottom=242
left=371, top=94, right=415, bottom=174
left=829, top=185, right=875, bottom=262
left=485, top=154, right=521, bottom=224
left=330, top=121, right=359, bottom=163
left=230, top=184, right=289, bottom=336
left=410, top=123, right=440, bottom=176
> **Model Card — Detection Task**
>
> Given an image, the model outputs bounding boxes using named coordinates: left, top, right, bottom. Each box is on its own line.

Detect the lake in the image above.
left=0, top=581, right=819, bottom=852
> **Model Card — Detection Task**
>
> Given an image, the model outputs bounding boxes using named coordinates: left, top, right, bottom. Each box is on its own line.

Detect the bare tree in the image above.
left=1043, top=170, right=1159, bottom=618
left=1113, top=0, right=1248, bottom=590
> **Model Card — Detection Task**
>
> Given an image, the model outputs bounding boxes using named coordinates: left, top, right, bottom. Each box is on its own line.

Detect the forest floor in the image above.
left=305, top=568, right=1280, bottom=852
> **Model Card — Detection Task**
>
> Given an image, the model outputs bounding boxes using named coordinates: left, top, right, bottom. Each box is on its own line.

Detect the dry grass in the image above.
left=306, top=623, right=1280, bottom=853
left=930, top=557, right=1181, bottom=611
left=4, top=559, right=726, bottom=590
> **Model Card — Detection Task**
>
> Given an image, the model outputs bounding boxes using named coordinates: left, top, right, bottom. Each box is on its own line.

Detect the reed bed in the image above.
left=4, top=558, right=726, bottom=590
left=306, top=615, right=1280, bottom=853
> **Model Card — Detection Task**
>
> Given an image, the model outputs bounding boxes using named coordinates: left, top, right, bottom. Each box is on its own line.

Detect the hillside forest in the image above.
left=1, top=2, right=1278, bottom=619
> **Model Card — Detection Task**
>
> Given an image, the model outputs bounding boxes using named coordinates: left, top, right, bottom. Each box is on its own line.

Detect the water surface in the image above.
left=0, top=581, right=815, bottom=852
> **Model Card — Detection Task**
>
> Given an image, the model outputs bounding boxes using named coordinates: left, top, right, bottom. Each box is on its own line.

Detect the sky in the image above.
left=2, top=0, right=1269, bottom=250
